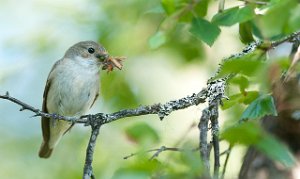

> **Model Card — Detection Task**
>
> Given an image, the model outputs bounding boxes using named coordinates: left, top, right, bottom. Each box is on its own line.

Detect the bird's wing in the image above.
left=41, top=60, right=62, bottom=143
left=41, top=78, right=51, bottom=143
left=90, top=92, right=99, bottom=108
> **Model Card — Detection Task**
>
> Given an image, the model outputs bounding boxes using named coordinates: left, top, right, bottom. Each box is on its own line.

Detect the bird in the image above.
left=39, top=41, right=112, bottom=158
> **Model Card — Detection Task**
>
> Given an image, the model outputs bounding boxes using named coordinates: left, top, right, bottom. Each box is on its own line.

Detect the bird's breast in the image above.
left=46, top=61, right=99, bottom=116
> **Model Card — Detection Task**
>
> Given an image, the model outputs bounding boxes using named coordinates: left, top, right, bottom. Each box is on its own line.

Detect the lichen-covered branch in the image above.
left=199, top=108, right=210, bottom=172
left=0, top=90, right=207, bottom=179
left=83, top=115, right=101, bottom=179
left=209, top=99, right=220, bottom=179
left=198, top=78, right=227, bottom=179
left=93, top=89, right=208, bottom=125
left=209, top=31, right=300, bottom=81
left=0, top=89, right=208, bottom=126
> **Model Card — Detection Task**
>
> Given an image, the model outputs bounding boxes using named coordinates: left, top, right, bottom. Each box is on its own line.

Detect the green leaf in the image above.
left=256, top=0, right=298, bottom=38
left=112, top=171, right=149, bottom=179
left=148, top=31, right=167, bottom=49
left=194, top=0, right=210, bottom=17
left=161, top=0, right=176, bottom=15
left=177, top=10, right=194, bottom=22
left=145, top=5, right=165, bottom=14
left=256, top=136, right=295, bottom=167
left=180, top=149, right=204, bottom=176
left=216, top=52, right=265, bottom=78
left=222, top=91, right=259, bottom=110
left=125, top=123, right=160, bottom=146
left=222, top=122, right=295, bottom=167
left=237, top=5, right=255, bottom=23
left=229, top=75, right=250, bottom=92
left=112, top=159, right=161, bottom=179
left=164, top=25, right=206, bottom=62
left=221, top=122, right=262, bottom=145
left=243, top=91, right=260, bottom=104
left=212, top=7, right=238, bottom=26
left=212, top=6, right=255, bottom=26
left=189, top=17, right=221, bottom=46
left=222, top=93, right=244, bottom=110
left=241, top=94, right=278, bottom=120
left=288, top=5, right=300, bottom=32
left=239, top=21, right=255, bottom=44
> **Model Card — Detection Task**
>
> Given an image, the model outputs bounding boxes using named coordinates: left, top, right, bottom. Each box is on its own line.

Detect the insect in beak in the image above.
left=102, top=56, right=125, bottom=72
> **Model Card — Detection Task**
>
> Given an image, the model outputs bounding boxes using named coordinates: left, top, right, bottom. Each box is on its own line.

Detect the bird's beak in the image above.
left=95, top=53, right=109, bottom=62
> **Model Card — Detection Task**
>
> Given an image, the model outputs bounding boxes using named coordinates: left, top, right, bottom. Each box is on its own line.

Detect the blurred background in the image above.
left=0, top=0, right=244, bottom=178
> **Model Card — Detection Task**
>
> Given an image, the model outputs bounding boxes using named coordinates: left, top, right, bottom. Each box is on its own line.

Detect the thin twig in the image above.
left=122, top=123, right=198, bottom=170
left=0, top=92, right=86, bottom=123
left=173, top=0, right=200, bottom=20
left=149, top=146, right=181, bottom=160
left=208, top=141, right=213, bottom=158
left=238, top=0, right=268, bottom=5
left=271, top=31, right=300, bottom=48
left=221, top=145, right=233, bottom=179
left=220, top=147, right=231, bottom=156
left=218, top=0, right=225, bottom=12
left=173, top=122, right=198, bottom=147
left=123, top=146, right=183, bottom=160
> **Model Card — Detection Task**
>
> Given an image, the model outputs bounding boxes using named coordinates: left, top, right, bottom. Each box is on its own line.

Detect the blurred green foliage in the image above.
left=256, top=0, right=299, bottom=39
left=241, top=94, right=277, bottom=121
left=101, top=72, right=140, bottom=109
left=190, top=17, right=221, bottom=46
left=211, top=6, right=255, bottom=27
left=1, top=0, right=300, bottom=178
left=215, top=51, right=266, bottom=78
left=125, top=122, right=160, bottom=147
left=221, top=122, right=295, bottom=167
left=222, top=90, right=259, bottom=110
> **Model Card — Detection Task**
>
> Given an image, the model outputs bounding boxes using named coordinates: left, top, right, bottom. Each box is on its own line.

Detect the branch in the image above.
left=0, top=91, right=86, bottom=123
left=93, top=89, right=207, bottom=125
left=123, top=146, right=183, bottom=160
left=0, top=90, right=208, bottom=125
left=199, top=108, right=210, bottom=172
left=221, top=145, right=232, bottom=179
left=198, top=78, right=227, bottom=179
left=218, top=0, right=225, bottom=12
left=0, top=89, right=207, bottom=179
left=271, top=31, right=300, bottom=48
left=238, top=0, right=268, bottom=5
left=210, top=31, right=300, bottom=82
left=209, top=99, right=220, bottom=179
left=83, top=116, right=101, bottom=179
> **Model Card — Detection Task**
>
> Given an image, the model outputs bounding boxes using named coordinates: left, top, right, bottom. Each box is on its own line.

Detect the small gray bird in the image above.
left=39, top=41, right=110, bottom=158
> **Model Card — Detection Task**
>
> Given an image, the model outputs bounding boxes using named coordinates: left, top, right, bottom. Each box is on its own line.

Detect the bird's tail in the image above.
left=39, top=142, right=53, bottom=158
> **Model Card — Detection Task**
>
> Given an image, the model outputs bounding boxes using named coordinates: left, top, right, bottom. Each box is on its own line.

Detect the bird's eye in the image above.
left=88, top=48, right=95, bottom=54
